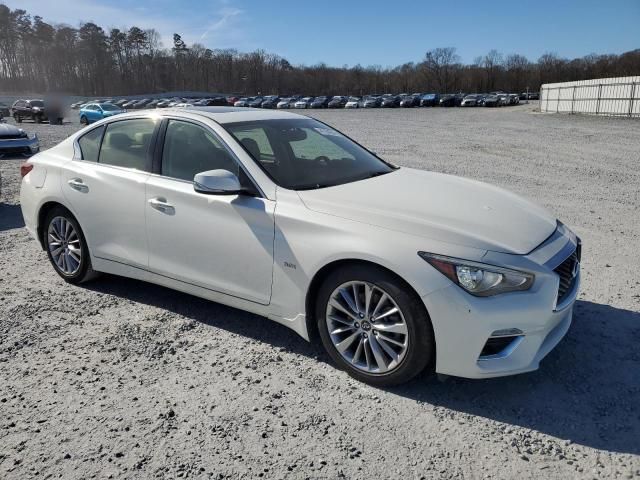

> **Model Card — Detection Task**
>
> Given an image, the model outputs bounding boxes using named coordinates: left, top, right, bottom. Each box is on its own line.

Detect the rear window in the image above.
left=77, top=126, right=105, bottom=162
left=98, top=119, right=156, bottom=171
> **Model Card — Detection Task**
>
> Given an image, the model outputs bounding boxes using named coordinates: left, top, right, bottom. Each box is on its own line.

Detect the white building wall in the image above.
left=540, top=76, right=640, bottom=117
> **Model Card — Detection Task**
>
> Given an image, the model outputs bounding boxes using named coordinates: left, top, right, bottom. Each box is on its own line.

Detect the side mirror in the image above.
left=193, top=169, right=242, bottom=195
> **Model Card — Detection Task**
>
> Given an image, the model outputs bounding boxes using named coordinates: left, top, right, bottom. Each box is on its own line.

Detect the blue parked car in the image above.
left=420, top=93, right=440, bottom=107
left=79, top=103, right=125, bottom=125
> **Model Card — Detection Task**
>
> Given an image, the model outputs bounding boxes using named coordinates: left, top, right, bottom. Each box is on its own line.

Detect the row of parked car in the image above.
left=234, top=92, right=536, bottom=109
left=70, top=95, right=229, bottom=111
left=66, top=90, right=539, bottom=124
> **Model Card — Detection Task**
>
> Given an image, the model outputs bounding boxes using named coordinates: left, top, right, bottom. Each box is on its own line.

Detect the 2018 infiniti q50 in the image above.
left=20, top=107, right=581, bottom=386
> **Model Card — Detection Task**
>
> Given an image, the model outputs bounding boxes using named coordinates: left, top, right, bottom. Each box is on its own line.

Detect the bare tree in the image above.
left=0, top=3, right=638, bottom=96
left=423, top=47, right=461, bottom=92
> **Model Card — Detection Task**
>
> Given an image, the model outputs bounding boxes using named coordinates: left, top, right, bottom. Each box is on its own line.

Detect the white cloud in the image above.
left=2, top=0, right=252, bottom=51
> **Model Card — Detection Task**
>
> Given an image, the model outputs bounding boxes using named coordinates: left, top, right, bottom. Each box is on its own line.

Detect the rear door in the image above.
left=61, top=117, right=159, bottom=268
left=145, top=118, right=275, bottom=304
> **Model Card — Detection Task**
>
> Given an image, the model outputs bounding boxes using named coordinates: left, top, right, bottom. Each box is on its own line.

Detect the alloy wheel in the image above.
left=47, top=216, right=82, bottom=275
left=325, top=281, right=409, bottom=374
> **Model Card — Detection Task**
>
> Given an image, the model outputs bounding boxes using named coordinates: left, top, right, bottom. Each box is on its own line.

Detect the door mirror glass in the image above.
left=194, top=169, right=242, bottom=195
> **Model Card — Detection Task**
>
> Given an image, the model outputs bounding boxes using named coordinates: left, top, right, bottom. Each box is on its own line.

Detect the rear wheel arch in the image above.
left=37, top=202, right=75, bottom=249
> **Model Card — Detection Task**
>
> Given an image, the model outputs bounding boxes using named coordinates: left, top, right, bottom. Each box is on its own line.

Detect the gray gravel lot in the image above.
left=1, top=104, right=639, bottom=479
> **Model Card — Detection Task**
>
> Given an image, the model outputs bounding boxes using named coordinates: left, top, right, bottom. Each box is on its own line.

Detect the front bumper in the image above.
left=0, top=135, right=39, bottom=156
left=423, top=226, right=580, bottom=379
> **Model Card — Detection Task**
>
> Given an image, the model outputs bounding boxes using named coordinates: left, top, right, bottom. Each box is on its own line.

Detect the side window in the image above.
left=77, top=126, right=104, bottom=162
left=231, top=127, right=275, bottom=164
left=98, top=119, right=155, bottom=171
left=161, top=120, right=239, bottom=181
left=290, top=128, right=355, bottom=161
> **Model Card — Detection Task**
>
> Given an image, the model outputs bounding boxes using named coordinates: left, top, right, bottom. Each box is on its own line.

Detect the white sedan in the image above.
left=19, top=108, right=581, bottom=386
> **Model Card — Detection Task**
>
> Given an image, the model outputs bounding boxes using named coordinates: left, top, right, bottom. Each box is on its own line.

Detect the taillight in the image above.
left=20, top=163, right=34, bottom=178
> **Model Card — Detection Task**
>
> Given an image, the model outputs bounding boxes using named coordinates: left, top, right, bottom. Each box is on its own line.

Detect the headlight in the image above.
left=418, top=252, right=534, bottom=297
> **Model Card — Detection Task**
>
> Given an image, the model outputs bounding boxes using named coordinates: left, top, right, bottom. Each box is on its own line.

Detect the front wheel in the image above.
left=80, top=115, right=88, bottom=125
left=316, top=265, right=434, bottom=386
left=14, top=113, right=21, bottom=123
left=43, top=206, right=98, bottom=284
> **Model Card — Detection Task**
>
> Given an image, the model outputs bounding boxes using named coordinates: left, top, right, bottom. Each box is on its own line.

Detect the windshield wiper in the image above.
left=292, top=182, right=334, bottom=190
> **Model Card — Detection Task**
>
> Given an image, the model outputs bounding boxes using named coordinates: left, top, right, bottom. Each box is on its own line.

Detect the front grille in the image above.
left=554, top=250, right=579, bottom=303
left=0, top=134, right=27, bottom=140
left=0, top=145, right=30, bottom=155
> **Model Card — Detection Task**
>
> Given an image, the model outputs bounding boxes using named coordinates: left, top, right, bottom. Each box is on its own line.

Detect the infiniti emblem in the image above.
left=360, top=321, right=372, bottom=331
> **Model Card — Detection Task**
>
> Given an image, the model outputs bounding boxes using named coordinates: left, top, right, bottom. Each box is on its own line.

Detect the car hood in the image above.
left=297, top=168, right=557, bottom=254
left=0, top=123, right=27, bottom=139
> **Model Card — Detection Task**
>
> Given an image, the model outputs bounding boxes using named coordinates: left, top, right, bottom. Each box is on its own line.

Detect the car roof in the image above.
left=104, top=107, right=305, bottom=124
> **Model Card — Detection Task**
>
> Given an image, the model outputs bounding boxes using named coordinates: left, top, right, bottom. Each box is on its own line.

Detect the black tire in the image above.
left=316, top=264, right=434, bottom=387
left=43, top=206, right=99, bottom=284
left=14, top=113, right=21, bottom=123
left=80, top=115, right=88, bottom=125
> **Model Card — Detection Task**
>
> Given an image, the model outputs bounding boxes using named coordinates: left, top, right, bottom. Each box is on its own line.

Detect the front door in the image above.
left=145, top=119, right=275, bottom=304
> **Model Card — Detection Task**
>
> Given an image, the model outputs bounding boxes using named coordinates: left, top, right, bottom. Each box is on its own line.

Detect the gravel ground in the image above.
left=1, top=105, right=639, bottom=479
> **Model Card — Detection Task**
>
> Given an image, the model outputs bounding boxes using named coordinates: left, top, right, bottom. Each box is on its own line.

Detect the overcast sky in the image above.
left=5, top=0, right=640, bottom=67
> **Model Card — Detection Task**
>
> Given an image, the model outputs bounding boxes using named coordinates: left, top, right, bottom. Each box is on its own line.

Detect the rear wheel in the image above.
left=43, top=206, right=98, bottom=284
left=13, top=113, right=21, bottom=123
left=316, top=265, right=434, bottom=386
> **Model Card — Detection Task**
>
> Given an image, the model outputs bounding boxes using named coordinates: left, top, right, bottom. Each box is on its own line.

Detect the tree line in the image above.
left=1, top=4, right=638, bottom=97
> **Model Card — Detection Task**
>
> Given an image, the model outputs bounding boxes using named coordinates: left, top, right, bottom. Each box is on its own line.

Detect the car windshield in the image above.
left=100, top=103, right=120, bottom=111
left=348, top=97, right=359, bottom=101
left=224, top=118, right=395, bottom=190
left=30, top=100, right=44, bottom=107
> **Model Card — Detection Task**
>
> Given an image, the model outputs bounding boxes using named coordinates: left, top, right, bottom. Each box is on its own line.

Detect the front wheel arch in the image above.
left=304, top=259, right=433, bottom=345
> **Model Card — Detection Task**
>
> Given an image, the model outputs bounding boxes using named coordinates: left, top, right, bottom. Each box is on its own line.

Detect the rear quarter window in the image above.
left=77, top=125, right=105, bottom=162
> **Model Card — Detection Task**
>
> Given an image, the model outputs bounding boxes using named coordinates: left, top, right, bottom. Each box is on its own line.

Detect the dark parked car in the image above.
left=11, top=99, right=62, bottom=124
left=131, top=98, right=152, bottom=109
left=483, top=94, right=499, bottom=107
left=381, top=95, right=401, bottom=107
left=420, top=93, right=439, bottom=107
left=438, top=94, right=457, bottom=107
left=0, top=102, right=10, bottom=117
left=328, top=96, right=347, bottom=108
left=460, top=94, right=482, bottom=107
left=362, top=96, right=382, bottom=108
left=260, top=96, right=281, bottom=109
left=400, top=95, right=421, bottom=107
left=310, top=96, right=331, bottom=108
left=247, top=97, right=265, bottom=108
left=520, top=91, right=539, bottom=100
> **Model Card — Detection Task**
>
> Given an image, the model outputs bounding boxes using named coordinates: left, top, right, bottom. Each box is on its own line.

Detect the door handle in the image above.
left=148, top=197, right=175, bottom=214
left=67, top=178, right=89, bottom=193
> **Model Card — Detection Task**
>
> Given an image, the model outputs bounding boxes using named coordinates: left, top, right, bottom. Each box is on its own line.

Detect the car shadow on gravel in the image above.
left=0, top=203, right=25, bottom=231
left=392, top=300, right=640, bottom=455
left=82, top=276, right=639, bottom=455
left=84, top=274, right=327, bottom=361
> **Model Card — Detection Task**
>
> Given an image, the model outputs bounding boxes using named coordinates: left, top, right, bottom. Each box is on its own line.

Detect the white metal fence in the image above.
left=540, top=76, right=640, bottom=117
